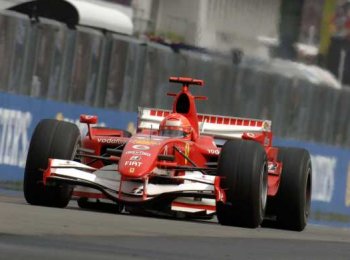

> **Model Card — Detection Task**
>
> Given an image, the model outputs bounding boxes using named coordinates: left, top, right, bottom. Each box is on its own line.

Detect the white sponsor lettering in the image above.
left=126, top=151, right=151, bottom=157
left=208, top=149, right=220, bottom=155
left=130, top=156, right=141, bottom=161
left=97, top=138, right=125, bottom=144
left=125, top=161, right=142, bottom=167
left=0, top=108, right=32, bottom=167
left=132, top=145, right=150, bottom=151
left=165, top=120, right=181, bottom=127
left=311, top=155, right=336, bottom=202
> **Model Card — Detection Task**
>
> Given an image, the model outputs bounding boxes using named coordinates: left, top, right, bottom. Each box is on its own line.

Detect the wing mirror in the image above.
left=80, top=114, right=98, bottom=124
left=80, top=115, right=98, bottom=140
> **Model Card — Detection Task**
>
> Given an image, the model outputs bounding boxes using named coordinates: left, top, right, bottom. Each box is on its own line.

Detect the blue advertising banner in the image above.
left=0, top=92, right=137, bottom=180
left=1, top=92, right=350, bottom=226
left=274, top=138, right=350, bottom=226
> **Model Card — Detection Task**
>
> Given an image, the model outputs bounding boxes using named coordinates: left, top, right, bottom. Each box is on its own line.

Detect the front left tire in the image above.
left=23, top=119, right=80, bottom=207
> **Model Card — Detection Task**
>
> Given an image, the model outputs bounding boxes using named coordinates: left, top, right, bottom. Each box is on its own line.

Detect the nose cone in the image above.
left=119, top=136, right=166, bottom=178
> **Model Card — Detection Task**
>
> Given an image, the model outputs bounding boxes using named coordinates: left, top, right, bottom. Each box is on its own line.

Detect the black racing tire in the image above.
left=273, top=147, right=312, bottom=231
left=216, top=139, right=268, bottom=228
left=23, top=119, right=80, bottom=207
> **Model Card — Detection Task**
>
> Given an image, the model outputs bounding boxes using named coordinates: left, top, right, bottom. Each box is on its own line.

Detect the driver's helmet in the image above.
left=159, top=113, right=192, bottom=138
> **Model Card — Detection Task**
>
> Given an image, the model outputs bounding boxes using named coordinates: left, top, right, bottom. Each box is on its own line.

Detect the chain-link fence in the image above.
left=1, top=10, right=349, bottom=147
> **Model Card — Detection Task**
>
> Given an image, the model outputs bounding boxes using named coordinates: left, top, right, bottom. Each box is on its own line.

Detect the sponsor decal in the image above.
left=125, top=161, right=142, bottom=167
left=132, top=145, right=150, bottom=151
left=130, top=156, right=141, bottom=161
left=165, top=120, right=181, bottom=127
left=132, top=139, right=158, bottom=145
left=97, top=138, right=126, bottom=144
left=129, top=168, right=135, bottom=173
left=311, top=155, right=336, bottom=202
left=345, top=163, right=350, bottom=207
left=0, top=108, right=32, bottom=167
left=208, top=149, right=220, bottom=155
left=125, top=150, right=151, bottom=157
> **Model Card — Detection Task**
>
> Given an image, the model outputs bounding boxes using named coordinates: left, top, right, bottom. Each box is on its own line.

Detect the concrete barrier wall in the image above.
left=0, top=92, right=350, bottom=227
left=1, top=10, right=350, bottom=148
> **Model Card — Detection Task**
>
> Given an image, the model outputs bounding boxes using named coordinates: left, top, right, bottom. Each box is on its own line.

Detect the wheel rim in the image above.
left=260, top=162, right=268, bottom=214
left=304, top=167, right=312, bottom=221
left=72, top=137, right=81, bottom=161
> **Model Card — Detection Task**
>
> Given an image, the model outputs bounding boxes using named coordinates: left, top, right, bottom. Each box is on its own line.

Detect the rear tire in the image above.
left=216, top=140, right=268, bottom=228
left=273, top=147, right=312, bottom=231
left=23, top=119, right=80, bottom=207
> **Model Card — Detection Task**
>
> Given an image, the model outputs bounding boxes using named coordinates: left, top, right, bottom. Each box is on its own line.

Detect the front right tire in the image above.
left=216, top=139, right=268, bottom=228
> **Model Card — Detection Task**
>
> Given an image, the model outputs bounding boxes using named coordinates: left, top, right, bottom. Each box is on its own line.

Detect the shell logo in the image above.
left=132, top=145, right=150, bottom=151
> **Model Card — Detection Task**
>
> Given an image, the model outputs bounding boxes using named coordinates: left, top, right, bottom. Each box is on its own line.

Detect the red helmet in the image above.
left=159, top=113, right=192, bottom=138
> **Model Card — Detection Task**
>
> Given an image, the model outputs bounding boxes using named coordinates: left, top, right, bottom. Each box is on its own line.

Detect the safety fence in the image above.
left=1, top=10, right=350, bottom=148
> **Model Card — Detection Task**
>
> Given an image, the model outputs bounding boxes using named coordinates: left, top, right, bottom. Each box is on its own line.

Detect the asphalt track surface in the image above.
left=1, top=191, right=350, bottom=260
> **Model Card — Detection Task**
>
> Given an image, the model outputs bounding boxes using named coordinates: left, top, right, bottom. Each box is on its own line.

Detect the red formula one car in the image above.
left=23, top=77, right=312, bottom=231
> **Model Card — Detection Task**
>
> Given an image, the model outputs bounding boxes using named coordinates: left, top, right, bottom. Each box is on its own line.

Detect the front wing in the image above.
left=44, top=159, right=218, bottom=214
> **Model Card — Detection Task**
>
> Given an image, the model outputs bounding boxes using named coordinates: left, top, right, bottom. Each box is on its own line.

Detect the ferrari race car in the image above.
left=23, top=77, right=312, bottom=231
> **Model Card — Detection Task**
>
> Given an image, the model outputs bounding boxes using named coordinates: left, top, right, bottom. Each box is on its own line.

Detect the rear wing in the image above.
left=138, top=107, right=271, bottom=140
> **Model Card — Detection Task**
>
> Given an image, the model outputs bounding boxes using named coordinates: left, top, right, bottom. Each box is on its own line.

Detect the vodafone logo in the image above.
left=97, top=138, right=126, bottom=144
left=132, top=145, right=150, bottom=151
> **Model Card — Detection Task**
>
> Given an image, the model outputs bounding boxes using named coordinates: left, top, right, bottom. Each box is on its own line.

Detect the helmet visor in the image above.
left=159, top=129, right=187, bottom=137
